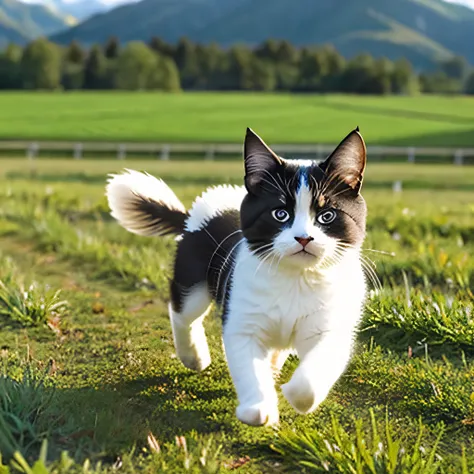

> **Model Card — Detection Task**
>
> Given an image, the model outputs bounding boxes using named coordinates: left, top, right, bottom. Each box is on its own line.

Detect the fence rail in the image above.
left=1, top=140, right=473, bottom=164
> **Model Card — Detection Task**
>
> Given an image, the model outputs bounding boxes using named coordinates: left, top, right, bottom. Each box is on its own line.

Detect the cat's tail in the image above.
left=106, top=169, right=188, bottom=237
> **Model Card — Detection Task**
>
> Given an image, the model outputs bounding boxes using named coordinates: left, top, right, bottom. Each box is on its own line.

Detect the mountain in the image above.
left=0, top=0, right=73, bottom=45
left=52, top=0, right=247, bottom=45
left=25, top=0, right=137, bottom=22
left=50, top=0, right=474, bottom=68
left=41, top=0, right=109, bottom=20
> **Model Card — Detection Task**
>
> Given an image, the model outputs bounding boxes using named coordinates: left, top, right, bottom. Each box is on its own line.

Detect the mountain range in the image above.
left=2, top=0, right=474, bottom=69
left=0, top=0, right=130, bottom=46
left=0, top=0, right=74, bottom=46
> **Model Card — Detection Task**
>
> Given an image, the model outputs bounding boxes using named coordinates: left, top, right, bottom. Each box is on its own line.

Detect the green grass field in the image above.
left=0, top=157, right=473, bottom=473
left=1, top=92, right=474, bottom=146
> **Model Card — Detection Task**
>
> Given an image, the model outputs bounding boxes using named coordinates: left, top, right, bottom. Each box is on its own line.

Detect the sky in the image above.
left=445, top=0, right=474, bottom=6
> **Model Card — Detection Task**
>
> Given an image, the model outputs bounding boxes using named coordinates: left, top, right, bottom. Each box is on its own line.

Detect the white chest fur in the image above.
left=226, top=243, right=366, bottom=350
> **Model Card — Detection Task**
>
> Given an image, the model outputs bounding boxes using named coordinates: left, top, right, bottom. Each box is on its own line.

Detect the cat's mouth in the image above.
left=292, top=249, right=317, bottom=258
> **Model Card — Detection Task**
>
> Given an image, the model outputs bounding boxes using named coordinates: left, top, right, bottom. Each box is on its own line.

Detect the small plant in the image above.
left=0, top=274, right=67, bottom=330
left=272, top=411, right=444, bottom=473
left=0, top=367, right=56, bottom=462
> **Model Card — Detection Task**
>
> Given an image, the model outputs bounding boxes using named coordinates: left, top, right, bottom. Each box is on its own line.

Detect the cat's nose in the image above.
left=294, top=236, right=314, bottom=248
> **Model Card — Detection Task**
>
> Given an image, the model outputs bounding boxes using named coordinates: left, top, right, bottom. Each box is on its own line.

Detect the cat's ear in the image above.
left=319, top=127, right=366, bottom=195
left=244, top=128, right=283, bottom=194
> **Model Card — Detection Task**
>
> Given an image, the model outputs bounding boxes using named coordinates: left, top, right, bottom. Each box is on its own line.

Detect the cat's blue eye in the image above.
left=317, top=209, right=337, bottom=225
left=272, top=209, right=290, bottom=223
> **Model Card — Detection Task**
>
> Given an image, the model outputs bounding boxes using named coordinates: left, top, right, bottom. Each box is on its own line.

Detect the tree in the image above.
left=255, top=39, right=280, bottom=61
left=115, top=41, right=178, bottom=90
left=104, top=37, right=120, bottom=59
left=173, top=37, right=200, bottom=89
left=419, top=71, right=460, bottom=94
left=465, top=71, right=474, bottom=95
left=391, top=58, right=418, bottom=94
left=298, top=48, right=329, bottom=91
left=0, top=43, right=23, bottom=89
left=21, top=38, right=61, bottom=90
left=65, top=41, right=85, bottom=64
left=440, top=55, right=468, bottom=81
left=62, top=41, right=85, bottom=90
left=83, top=45, right=107, bottom=89
left=149, top=37, right=174, bottom=57
left=151, top=56, right=181, bottom=91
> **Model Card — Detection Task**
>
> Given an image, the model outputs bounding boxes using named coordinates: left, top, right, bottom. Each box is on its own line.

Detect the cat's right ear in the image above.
left=244, top=128, right=283, bottom=194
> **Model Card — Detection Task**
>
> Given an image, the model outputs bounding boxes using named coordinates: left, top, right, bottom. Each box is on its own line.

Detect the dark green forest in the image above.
left=1, top=36, right=474, bottom=95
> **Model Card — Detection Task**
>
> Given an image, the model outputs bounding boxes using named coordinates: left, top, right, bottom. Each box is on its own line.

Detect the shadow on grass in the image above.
left=44, top=370, right=255, bottom=464
left=319, top=101, right=474, bottom=127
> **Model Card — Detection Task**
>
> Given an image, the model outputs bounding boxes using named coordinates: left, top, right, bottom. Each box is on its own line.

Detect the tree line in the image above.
left=1, top=36, right=474, bottom=94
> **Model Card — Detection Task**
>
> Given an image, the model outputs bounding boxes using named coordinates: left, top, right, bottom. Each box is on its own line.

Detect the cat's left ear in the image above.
left=244, top=128, right=283, bottom=194
left=319, top=128, right=367, bottom=195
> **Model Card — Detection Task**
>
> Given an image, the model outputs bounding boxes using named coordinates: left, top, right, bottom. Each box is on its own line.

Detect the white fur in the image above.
left=222, top=173, right=365, bottom=426
left=224, top=243, right=365, bottom=425
left=106, top=169, right=186, bottom=236
left=185, top=185, right=247, bottom=232
left=169, top=284, right=212, bottom=372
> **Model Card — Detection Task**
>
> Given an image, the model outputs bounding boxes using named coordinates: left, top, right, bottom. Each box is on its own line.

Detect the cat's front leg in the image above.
left=281, top=327, right=354, bottom=415
left=223, top=321, right=279, bottom=427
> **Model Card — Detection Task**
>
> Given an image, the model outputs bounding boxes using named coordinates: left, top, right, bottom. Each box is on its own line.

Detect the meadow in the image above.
left=1, top=92, right=474, bottom=147
left=0, top=157, right=473, bottom=473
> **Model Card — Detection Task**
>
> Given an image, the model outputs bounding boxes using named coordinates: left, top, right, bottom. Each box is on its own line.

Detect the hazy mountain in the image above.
left=42, top=0, right=109, bottom=20
left=51, top=0, right=248, bottom=44
left=25, top=0, right=138, bottom=21
left=43, top=0, right=474, bottom=67
left=0, top=0, right=72, bottom=45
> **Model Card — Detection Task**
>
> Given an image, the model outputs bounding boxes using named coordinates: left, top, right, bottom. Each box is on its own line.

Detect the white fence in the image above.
left=0, top=140, right=473, bottom=164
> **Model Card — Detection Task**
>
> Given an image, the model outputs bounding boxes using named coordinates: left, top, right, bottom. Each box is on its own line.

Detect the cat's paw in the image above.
left=177, top=346, right=211, bottom=372
left=281, top=375, right=320, bottom=414
left=236, top=402, right=279, bottom=427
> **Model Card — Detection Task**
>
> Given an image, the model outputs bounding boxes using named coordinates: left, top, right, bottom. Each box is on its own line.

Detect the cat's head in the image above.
left=240, top=128, right=367, bottom=270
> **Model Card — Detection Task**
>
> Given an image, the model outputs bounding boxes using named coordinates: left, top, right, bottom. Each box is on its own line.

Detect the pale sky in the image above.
left=445, top=0, right=474, bottom=6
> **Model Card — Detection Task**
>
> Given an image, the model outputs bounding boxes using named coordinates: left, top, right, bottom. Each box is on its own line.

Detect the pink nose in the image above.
left=295, top=236, right=314, bottom=248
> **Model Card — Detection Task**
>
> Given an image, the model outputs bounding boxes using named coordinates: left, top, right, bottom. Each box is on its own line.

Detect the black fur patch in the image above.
left=170, top=211, right=241, bottom=313
left=134, top=194, right=189, bottom=236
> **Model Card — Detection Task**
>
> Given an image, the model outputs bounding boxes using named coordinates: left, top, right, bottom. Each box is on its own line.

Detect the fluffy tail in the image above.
left=106, top=169, right=188, bottom=237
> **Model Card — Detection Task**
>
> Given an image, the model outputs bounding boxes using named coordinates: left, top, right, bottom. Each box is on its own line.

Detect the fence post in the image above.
left=454, top=150, right=464, bottom=166
left=161, top=145, right=170, bottom=161
left=74, top=143, right=83, bottom=160
left=316, top=144, right=323, bottom=161
left=117, top=144, right=126, bottom=160
left=27, top=142, right=39, bottom=160
left=407, top=147, right=416, bottom=163
left=205, top=146, right=215, bottom=161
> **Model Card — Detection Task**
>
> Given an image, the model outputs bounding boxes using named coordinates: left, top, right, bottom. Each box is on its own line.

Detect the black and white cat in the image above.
left=106, top=128, right=367, bottom=427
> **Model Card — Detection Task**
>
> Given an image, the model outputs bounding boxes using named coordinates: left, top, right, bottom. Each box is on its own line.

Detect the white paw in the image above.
left=177, top=345, right=211, bottom=372
left=236, top=402, right=279, bottom=427
left=281, top=375, right=321, bottom=414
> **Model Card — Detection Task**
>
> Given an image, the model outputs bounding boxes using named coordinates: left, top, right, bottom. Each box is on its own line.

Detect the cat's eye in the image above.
left=272, top=209, right=290, bottom=223
left=317, top=210, right=337, bottom=225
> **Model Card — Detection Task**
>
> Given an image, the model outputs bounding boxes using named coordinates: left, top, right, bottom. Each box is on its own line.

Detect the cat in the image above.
left=105, top=127, right=367, bottom=427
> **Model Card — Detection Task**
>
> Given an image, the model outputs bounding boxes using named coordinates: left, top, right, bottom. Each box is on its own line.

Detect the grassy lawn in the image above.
left=0, top=158, right=473, bottom=472
left=1, top=92, right=474, bottom=147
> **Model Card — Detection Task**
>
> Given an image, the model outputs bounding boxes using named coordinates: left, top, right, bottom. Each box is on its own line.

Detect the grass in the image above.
left=0, top=93, right=474, bottom=146
left=0, top=157, right=473, bottom=472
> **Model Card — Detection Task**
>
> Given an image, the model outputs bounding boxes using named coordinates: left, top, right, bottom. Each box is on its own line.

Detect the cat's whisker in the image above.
left=358, top=257, right=382, bottom=290
left=206, top=229, right=243, bottom=279
left=254, top=249, right=276, bottom=277
left=337, top=242, right=395, bottom=258
left=260, top=169, right=286, bottom=195
left=215, top=239, right=244, bottom=297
